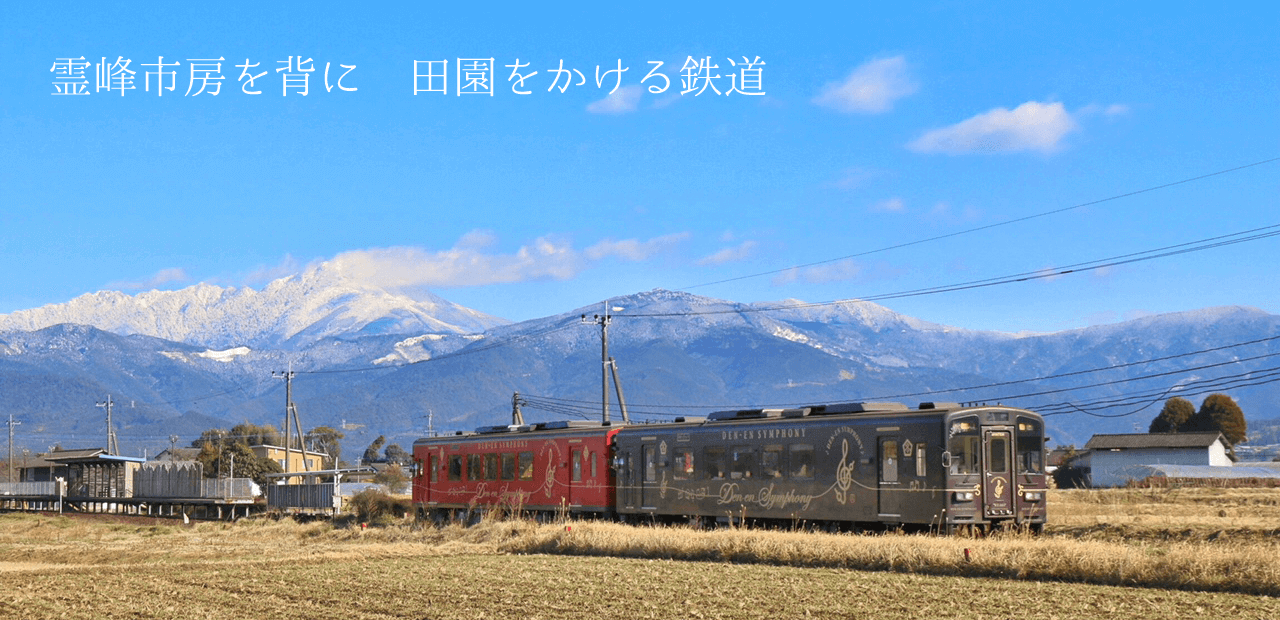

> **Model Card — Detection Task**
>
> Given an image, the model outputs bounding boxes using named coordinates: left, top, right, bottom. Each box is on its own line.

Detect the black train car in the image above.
left=612, top=402, right=1046, bottom=532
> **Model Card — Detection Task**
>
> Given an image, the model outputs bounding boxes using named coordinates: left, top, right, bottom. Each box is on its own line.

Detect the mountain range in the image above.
left=1, top=263, right=1277, bottom=460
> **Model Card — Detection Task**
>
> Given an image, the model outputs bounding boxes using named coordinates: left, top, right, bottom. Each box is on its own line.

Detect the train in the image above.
left=411, top=401, right=1046, bottom=533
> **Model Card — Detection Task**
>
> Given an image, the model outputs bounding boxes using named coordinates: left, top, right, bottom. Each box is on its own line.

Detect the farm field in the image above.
left=0, top=488, right=1276, bottom=619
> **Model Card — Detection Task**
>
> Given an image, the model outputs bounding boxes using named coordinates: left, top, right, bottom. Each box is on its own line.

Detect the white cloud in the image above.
left=111, top=267, right=190, bottom=290
left=870, top=197, right=906, bottom=213
left=586, top=86, right=643, bottom=114
left=326, top=231, right=687, bottom=288
left=243, top=255, right=303, bottom=286
left=813, top=56, right=917, bottom=114
left=585, top=232, right=690, bottom=260
left=908, top=101, right=1078, bottom=154
left=698, top=240, right=757, bottom=266
left=1079, top=103, right=1131, bottom=117
left=831, top=166, right=879, bottom=191
left=772, top=259, right=862, bottom=285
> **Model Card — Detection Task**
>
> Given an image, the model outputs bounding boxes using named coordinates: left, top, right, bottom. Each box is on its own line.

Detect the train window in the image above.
left=518, top=452, right=534, bottom=480
left=949, top=416, right=980, bottom=475
left=988, top=433, right=1009, bottom=474
left=429, top=455, right=439, bottom=483
left=468, top=454, right=483, bottom=481
left=915, top=444, right=926, bottom=477
left=705, top=447, right=727, bottom=479
left=448, top=455, right=463, bottom=481
left=589, top=450, right=597, bottom=478
left=501, top=453, right=516, bottom=481
left=485, top=454, right=500, bottom=481
left=881, top=440, right=898, bottom=483
left=730, top=446, right=755, bottom=479
left=1016, top=417, right=1043, bottom=474
left=789, top=444, right=814, bottom=480
left=644, top=446, right=657, bottom=483
left=673, top=449, right=694, bottom=480
left=572, top=449, right=583, bottom=482
left=761, top=445, right=783, bottom=479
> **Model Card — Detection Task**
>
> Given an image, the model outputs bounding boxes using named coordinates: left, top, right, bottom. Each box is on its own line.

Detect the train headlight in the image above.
left=1022, top=491, right=1043, bottom=501
left=953, top=491, right=975, bottom=502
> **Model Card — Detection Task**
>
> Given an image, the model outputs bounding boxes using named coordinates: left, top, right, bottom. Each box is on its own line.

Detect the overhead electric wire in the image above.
left=680, top=156, right=1280, bottom=292
left=520, top=332, right=1280, bottom=417
left=625, top=223, right=1280, bottom=318
left=296, top=321, right=580, bottom=375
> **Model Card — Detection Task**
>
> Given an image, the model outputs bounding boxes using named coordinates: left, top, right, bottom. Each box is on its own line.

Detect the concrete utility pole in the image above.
left=273, top=370, right=296, bottom=479
left=511, top=393, right=525, bottom=426
left=273, top=369, right=312, bottom=481
left=581, top=301, right=630, bottom=424
left=6, top=413, right=19, bottom=483
left=96, top=395, right=119, bottom=455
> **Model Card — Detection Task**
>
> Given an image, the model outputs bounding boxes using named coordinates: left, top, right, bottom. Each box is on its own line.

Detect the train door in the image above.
left=640, top=444, right=658, bottom=509
left=877, top=437, right=901, bottom=518
left=568, top=446, right=583, bottom=507
left=619, top=450, right=637, bottom=510
left=982, top=429, right=1014, bottom=518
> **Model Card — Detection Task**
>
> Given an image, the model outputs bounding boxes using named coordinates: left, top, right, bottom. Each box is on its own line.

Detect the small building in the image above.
left=155, top=447, right=202, bottom=461
left=1078, top=432, right=1232, bottom=488
left=17, top=453, right=69, bottom=483
left=41, top=448, right=146, bottom=498
left=249, top=445, right=328, bottom=484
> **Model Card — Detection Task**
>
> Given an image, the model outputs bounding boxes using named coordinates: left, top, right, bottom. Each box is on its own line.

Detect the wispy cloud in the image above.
left=813, top=56, right=917, bottom=114
left=772, top=259, right=862, bottom=285
left=586, top=85, right=643, bottom=114
left=831, top=166, right=879, bottom=191
left=243, top=255, right=303, bottom=286
left=870, top=197, right=906, bottom=213
left=324, top=230, right=688, bottom=289
left=908, top=101, right=1078, bottom=154
left=110, top=267, right=190, bottom=290
left=698, top=240, right=757, bottom=266
left=585, top=232, right=690, bottom=261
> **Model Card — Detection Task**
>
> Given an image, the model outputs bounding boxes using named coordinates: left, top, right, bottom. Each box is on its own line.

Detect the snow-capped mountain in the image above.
left=1, top=283, right=1277, bottom=457
left=0, top=261, right=508, bottom=350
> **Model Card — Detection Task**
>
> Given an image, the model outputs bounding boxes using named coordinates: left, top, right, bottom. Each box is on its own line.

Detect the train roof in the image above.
left=413, top=402, right=1041, bottom=446
left=413, top=419, right=625, bottom=446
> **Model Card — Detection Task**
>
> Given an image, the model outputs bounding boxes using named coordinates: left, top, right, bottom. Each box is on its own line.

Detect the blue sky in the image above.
left=2, top=3, right=1277, bottom=333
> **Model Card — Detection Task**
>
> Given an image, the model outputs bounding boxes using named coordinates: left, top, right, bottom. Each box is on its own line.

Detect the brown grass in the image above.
left=0, top=486, right=1277, bottom=618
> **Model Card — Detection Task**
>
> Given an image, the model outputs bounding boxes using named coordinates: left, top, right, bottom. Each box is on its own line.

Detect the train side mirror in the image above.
left=940, top=451, right=952, bottom=469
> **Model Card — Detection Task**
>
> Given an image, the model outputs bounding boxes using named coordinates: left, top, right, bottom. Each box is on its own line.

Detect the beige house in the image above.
left=249, top=445, right=328, bottom=484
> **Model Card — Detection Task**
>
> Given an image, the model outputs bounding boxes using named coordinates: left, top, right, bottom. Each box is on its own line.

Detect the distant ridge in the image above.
left=0, top=261, right=508, bottom=350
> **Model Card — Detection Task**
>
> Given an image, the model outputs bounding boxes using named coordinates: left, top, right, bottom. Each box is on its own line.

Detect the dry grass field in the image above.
left=0, top=488, right=1276, bottom=619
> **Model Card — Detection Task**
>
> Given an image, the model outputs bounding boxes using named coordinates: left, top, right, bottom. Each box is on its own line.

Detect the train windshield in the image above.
left=948, top=417, right=980, bottom=475
left=1016, top=417, right=1044, bottom=474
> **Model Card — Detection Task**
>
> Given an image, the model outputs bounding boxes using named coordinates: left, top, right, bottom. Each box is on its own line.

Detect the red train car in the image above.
left=412, top=420, right=622, bottom=522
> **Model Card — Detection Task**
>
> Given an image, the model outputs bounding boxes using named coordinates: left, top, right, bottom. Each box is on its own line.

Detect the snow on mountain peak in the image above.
left=0, top=264, right=508, bottom=349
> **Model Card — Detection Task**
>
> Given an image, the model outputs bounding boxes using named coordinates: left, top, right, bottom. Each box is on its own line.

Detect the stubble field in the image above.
left=0, top=488, right=1277, bottom=619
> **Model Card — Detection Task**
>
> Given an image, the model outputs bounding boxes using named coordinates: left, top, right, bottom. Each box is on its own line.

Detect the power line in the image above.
left=681, top=156, right=1280, bottom=291
left=626, top=222, right=1280, bottom=318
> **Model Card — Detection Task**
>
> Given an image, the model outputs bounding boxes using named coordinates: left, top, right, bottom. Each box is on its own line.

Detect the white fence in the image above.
left=0, top=481, right=58, bottom=496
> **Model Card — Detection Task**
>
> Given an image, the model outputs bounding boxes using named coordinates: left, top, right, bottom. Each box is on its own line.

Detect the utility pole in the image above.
left=96, top=395, right=119, bottom=455
left=273, top=369, right=312, bottom=481
left=511, top=393, right=525, bottom=426
left=581, top=301, right=630, bottom=424
left=6, top=414, right=19, bottom=483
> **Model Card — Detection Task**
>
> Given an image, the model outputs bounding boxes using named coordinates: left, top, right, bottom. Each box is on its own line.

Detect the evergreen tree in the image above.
left=384, top=443, right=411, bottom=465
left=1185, top=393, right=1247, bottom=446
left=1149, top=397, right=1195, bottom=433
left=363, top=435, right=387, bottom=464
